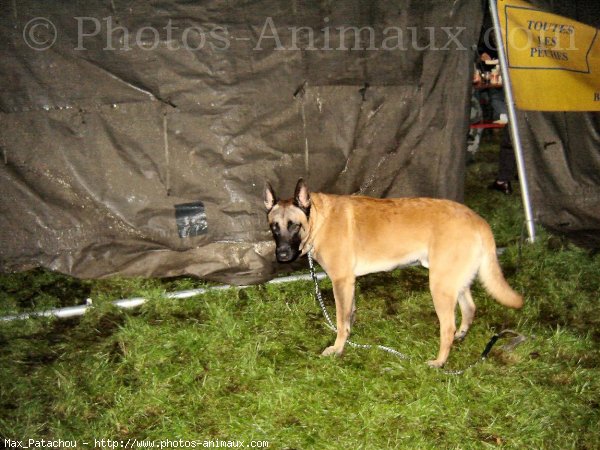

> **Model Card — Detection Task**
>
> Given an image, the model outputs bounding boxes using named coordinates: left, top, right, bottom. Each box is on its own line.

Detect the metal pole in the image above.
left=489, top=0, right=536, bottom=242
left=0, top=272, right=329, bottom=322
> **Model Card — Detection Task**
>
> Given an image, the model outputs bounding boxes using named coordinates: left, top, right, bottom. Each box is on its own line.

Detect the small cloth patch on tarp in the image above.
left=175, top=202, right=208, bottom=238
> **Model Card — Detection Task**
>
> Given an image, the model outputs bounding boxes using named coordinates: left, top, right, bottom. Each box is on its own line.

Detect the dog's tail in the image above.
left=478, top=230, right=523, bottom=309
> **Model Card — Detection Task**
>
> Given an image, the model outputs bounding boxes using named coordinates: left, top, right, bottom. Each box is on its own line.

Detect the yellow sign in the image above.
left=497, top=0, right=600, bottom=111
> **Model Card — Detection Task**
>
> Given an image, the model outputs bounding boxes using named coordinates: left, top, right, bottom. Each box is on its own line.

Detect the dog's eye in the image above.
left=287, top=221, right=300, bottom=232
left=270, top=223, right=280, bottom=235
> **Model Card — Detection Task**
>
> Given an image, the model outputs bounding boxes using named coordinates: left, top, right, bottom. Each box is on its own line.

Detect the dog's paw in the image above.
left=426, top=359, right=446, bottom=368
left=321, top=346, right=343, bottom=357
left=454, top=329, right=468, bottom=341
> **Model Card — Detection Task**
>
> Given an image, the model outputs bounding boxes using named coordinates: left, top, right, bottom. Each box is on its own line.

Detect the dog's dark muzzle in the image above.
left=276, top=246, right=299, bottom=263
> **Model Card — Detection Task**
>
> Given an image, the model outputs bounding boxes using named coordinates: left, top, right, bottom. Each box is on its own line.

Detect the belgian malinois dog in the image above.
left=264, top=179, right=523, bottom=367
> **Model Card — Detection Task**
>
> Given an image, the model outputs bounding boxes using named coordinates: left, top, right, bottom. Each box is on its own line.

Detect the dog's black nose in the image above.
left=276, top=248, right=291, bottom=261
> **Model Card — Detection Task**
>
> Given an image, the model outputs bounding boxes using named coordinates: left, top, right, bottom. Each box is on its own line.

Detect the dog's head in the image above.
left=264, top=178, right=311, bottom=263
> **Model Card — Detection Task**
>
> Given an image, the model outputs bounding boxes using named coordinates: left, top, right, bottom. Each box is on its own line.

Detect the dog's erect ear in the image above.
left=264, top=182, right=277, bottom=212
left=294, top=178, right=311, bottom=213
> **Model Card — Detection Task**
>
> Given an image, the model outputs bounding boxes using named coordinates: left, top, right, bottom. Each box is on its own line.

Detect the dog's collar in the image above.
left=299, top=205, right=317, bottom=257
left=299, top=227, right=314, bottom=256
left=300, top=244, right=313, bottom=257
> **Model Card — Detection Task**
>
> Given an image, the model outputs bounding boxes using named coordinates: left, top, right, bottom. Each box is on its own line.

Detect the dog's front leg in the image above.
left=322, top=276, right=355, bottom=356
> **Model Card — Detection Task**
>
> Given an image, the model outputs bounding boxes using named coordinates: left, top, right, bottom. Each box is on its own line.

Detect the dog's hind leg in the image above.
left=322, top=276, right=356, bottom=356
left=455, top=287, right=476, bottom=341
left=427, top=282, right=458, bottom=368
left=427, top=233, right=482, bottom=367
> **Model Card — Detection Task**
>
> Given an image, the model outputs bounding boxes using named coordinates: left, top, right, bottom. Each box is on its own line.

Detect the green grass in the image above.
left=1, top=137, right=599, bottom=448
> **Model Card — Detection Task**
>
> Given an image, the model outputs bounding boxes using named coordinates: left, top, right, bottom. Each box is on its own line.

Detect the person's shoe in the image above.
left=488, top=180, right=512, bottom=195
left=493, top=113, right=508, bottom=125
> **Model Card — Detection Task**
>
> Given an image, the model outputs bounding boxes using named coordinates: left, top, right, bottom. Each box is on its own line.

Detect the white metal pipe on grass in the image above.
left=0, top=272, right=329, bottom=322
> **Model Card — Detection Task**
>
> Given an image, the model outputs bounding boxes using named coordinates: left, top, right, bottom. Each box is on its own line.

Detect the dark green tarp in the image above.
left=0, top=1, right=481, bottom=283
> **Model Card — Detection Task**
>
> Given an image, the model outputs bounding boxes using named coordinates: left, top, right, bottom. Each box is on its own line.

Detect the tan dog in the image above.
left=264, top=179, right=523, bottom=367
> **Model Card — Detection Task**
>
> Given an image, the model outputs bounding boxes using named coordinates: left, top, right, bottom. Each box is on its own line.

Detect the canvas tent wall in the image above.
left=0, top=1, right=483, bottom=284
left=516, top=1, right=600, bottom=250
